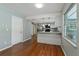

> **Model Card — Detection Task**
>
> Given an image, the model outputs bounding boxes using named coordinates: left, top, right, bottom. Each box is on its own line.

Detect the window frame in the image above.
left=64, top=3, right=77, bottom=47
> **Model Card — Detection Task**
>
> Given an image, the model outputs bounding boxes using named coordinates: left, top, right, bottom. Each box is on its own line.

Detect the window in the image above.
left=64, top=4, right=77, bottom=45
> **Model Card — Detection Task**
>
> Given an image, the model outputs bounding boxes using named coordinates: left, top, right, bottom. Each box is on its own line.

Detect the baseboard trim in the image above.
left=0, top=38, right=31, bottom=52
left=61, top=45, right=67, bottom=56
left=23, top=37, right=31, bottom=42
left=0, top=45, right=12, bottom=52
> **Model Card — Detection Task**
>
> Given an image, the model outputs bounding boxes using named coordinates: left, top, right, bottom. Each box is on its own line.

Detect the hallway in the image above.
left=0, top=3, right=78, bottom=56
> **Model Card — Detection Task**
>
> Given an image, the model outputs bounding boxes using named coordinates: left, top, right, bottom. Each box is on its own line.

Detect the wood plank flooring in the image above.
left=0, top=36, right=64, bottom=56
left=30, top=43, right=64, bottom=56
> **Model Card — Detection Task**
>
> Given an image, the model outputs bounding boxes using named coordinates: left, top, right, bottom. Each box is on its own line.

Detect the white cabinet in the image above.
left=37, top=33, right=62, bottom=45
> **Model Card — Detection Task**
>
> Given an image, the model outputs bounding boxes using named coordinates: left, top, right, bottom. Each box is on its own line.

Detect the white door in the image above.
left=12, top=16, right=23, bottom=45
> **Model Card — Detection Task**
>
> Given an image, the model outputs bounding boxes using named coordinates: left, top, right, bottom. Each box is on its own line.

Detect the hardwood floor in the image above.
left=29, top=43, right=64, bottom=56
left=0, top=39, right=33, bottom=56
left=0, top=35, right=64, bottom=56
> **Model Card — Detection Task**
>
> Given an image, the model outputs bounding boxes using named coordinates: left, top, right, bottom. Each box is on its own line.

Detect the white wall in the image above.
left=0, top=5, right=33, bottom=51
left=0, top=8, right=11, bottom=50
left=0, top=5, right=24, bottom=51
left=62, top=3, right=79, bottom=56
left=23, top=19, right=33, bottom=41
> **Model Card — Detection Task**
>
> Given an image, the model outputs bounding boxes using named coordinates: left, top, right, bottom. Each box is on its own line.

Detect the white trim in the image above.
left=0, top=38, right=31, bottom=52
left=64, top=37, right=77, bottom=48
left=61, top=45, right=67, bottom=56
left=0, top=45, right=12, bottom=52
left=0, top=41, right=22, bottom=52
left=23, top=37, right=32, bottom=42
left=11, top=41, right=23, bottom=46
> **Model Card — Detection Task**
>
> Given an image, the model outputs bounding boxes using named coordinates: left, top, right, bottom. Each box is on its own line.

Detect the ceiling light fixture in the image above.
left=35, top=3, right=43, bottom=8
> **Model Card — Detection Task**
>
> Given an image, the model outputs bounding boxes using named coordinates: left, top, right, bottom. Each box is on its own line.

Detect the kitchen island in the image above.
left=37, top=31, right=62, bottom=45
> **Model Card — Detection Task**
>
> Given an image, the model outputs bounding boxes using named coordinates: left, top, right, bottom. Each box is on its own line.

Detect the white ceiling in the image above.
left=0, top=3, right=64, bottom=17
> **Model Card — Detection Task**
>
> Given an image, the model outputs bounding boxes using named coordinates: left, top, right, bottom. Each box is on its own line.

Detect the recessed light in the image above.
left=35, top=3, right=43, bottom=8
